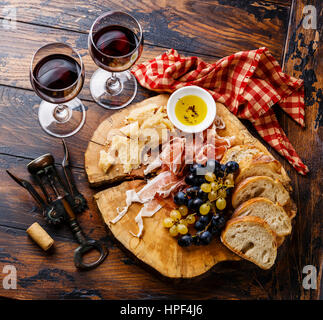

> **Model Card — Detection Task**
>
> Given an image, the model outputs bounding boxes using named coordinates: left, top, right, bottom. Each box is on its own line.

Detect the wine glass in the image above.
left=88, top=11, right=143, bottom=109
left=30, top=43, right=86, bottom=138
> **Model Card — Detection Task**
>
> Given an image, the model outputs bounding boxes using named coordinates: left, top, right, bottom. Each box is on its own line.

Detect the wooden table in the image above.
left=0, top=0, right=321, bottom=300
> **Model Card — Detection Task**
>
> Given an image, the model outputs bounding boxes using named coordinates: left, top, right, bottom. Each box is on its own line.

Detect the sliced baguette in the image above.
left=221, top=216, right=277, bottom=270
left=232, top=176, right=290, bottom=208
left=232, top=197, right=292, bottom=237
left=221, top=145, right=267, bottom=164
left=235, top=154, right=290, bottom=187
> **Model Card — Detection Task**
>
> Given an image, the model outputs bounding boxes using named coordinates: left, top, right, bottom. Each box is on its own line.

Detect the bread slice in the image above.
left=235, top=154, right=290, bottom=187
left=221, top=216, right=277, bottom=270
left=232, top=197, right=292, bottom=237
left=232, top=176, right=290, bottom=208
left=221, top=145, right=267, bottom=164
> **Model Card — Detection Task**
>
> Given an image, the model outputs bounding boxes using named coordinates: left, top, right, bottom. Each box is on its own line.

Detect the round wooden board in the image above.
left=94, top=180, right=240, bottom=279
left=86, top=94, right=292, bottom=279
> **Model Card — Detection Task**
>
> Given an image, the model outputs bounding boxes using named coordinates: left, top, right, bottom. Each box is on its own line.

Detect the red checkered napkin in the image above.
left=132, top=48, right=308, bottom=175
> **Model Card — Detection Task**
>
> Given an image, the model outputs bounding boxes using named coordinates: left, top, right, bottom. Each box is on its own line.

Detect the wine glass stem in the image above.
left=106, top=72, right=122, bottom=95
left=53, top=104, right=71, bottom=123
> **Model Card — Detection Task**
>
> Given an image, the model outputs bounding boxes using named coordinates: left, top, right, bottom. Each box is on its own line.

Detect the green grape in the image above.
left=205, top=172, right=215, bottom=182
left=179, top=219, right=188, bottom=226
left=177, top=224, right=188, bottom=235
left=218, top=189, right=227, bottom=198
left=216, top=197, right=226, bottom=210
left=169, top=225, right=179, bottom=237
left=208, top=190, right=217, bottom=201
left=186, top=214, right=196, bottom=224
left=170, top=209, right=181, bottom=221
left=211, top=182, right=218, bottom=190
left=163, top=217, right=174, bottom=228
left=199, top=203, right=211, bottom=215
left=201, top=183, right=212, bottom=193
left=178, top=205, right=188, bottom=216
left=224, top=179, right=234, bottom=187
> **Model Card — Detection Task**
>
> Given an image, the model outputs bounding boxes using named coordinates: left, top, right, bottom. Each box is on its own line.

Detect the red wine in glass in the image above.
left=94, top=25, right=138, bottom=56
left=32, top=53, right=82, bottom=102
left=30, top=42, right=86, bottom=138
left=88, top=11, right=143, bottom=109
left=90, top=25, right=141, bottom=72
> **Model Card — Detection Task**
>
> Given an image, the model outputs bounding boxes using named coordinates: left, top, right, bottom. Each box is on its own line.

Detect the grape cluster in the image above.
left=163, top=159, right=239, bottom=247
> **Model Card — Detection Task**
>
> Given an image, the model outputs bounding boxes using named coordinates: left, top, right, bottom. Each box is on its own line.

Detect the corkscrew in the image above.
left=6, top=140, right=108, bottom=270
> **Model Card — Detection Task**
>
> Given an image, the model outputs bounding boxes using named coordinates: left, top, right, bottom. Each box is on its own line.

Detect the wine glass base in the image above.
left=38, top=98, right=86, bottom=138
left=90, top=69, right=137, bottom=109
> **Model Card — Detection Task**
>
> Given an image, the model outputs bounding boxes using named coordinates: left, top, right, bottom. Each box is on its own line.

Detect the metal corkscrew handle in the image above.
left=61, top=197, right=108, bottom=270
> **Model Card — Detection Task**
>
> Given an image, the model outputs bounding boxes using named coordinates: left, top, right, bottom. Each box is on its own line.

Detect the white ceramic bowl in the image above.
left=167, top=86, right=216, bottom=133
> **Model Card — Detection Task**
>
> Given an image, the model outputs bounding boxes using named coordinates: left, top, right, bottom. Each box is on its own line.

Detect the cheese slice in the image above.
left=99, top=103, right=174, bottom=174
left=98, top=150, right=116, bottom=173
left=119, top=121, right=139, bottom=138
left=127, top=103, right=158, bottom=124
left=140, top=128, right=161, bottom=148
left=111, top=136, right=132, bottom=173
left=141, top=112, right=164, bottom=129
left=106, top=135, right=146, bottom=173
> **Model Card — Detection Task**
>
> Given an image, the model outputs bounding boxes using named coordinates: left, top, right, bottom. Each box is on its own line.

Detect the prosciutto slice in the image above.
left=144, top=124, right=234, bottom=175
left=160, top=137, right=185, bottom=175
left=111, top=171, right=185, bottom=236
left=130, top=199, right=162, bottom=237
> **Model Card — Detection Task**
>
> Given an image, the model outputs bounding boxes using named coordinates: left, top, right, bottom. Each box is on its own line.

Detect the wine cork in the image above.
left=26, top=222, right=54, bottom=251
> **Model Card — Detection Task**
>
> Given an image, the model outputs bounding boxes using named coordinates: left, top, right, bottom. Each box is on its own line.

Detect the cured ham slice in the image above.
left=111, top=189, right=143, bottom=224
left=143, top=157, right=162, bottom=175
left=206, top=124, right=235, bottom=147
left=111, top=171, right=185, bottom=236
left=160, top=137, right=185, bottom=175
left=138, top=171, right=183, bottom=200
left=130, top=199, right=162, bottom=237
left=145, top=124, right=234, bottom=175
left=195, top=144, right=229, bottom=164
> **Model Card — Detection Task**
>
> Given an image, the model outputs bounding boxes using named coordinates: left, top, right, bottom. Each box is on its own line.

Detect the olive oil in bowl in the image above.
left=167, top=86, right=216, bottom=133
left=175, top=95, right=207, bottom=126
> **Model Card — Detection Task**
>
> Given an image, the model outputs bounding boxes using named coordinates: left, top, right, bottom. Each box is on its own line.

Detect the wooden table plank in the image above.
left=0, top=0, right=290, bottom=59
left=279, top=0, right=323, bottom=300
